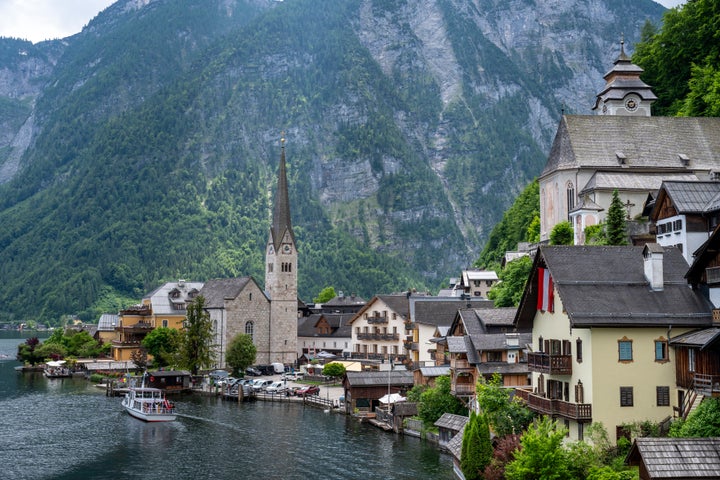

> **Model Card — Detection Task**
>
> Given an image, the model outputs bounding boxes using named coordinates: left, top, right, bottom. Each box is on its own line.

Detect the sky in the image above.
left=0, top=0, right=689, bottom=45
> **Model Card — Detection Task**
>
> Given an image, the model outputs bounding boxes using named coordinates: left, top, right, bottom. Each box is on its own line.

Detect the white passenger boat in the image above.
left=121, top=381, right=177, bottom=422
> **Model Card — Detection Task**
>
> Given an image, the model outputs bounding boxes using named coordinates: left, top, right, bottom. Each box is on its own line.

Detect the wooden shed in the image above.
left=342, top=370, right=414, bottom=414
left=626, top=437, right=720, bottom=479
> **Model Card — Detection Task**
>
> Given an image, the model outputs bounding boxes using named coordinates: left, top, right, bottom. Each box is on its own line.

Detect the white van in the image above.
left=271, top=362, right=285, bottom=374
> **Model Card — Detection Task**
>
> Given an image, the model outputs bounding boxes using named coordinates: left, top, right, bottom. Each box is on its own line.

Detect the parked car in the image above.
left=294, top=385, right=320, bottom=396
left=251, top=379, right=273, bottom=391
left=209, top=370, right=229, bottom=384
left=217, top=376, right=236, bottom=387
left=245, top=367, right=261, bottom=376
left=256, top=365, right=275, bottom=376
left=281, top=372, right=302, bottom=381
left=265, top=381, right=287, bottom=394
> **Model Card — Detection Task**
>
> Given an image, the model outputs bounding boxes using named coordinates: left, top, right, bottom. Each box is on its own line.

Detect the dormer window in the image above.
left=615, top=151, right=626, bottom=165
left=678, top=154, right=690, bottom=166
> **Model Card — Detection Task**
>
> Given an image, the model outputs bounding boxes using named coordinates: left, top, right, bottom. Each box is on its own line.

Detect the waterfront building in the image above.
left=514, top=244, right=713, bottom=442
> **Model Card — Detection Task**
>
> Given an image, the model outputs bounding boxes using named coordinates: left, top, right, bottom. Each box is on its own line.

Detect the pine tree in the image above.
left=180, top=295, right=215, bottom=375
left=606, top=189, right=628, bottom=245
left=461, top=412, right=494, bottom=480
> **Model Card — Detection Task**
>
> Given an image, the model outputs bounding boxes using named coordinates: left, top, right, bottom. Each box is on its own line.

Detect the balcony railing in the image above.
left=367, top=315, right=388, bottom=324
left=357, top=332, right=400, bottom=341
left=694, top=373, right=720, bottom=396
left=514, top=389, right=592, bottom=421
left=451, top=358, right=472, bottom=370
left=452, top=383, right=476, bottom=395
left=527, top=352, right=572, bottom=375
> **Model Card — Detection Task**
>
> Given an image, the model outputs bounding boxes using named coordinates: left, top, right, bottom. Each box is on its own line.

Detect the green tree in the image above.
left=550, top=221, right=573, bottom=245
left=34, top=341, right=67, bottom=361
left=314, top=286, right=337, bottom=303
left=180, top=295, right=215, bottom=375
left=322, top=362, right=346, bottom=382
left=526, top=215, right=540, bottom=243
left=487, top=256, right=533, bottom=307
left=476, top=373, right=534, bottom=437
left=418, top=375, right=467, bottom=426
left=585, top=223, right=607, bottom=245
left=606, top=190, right=628, bottom=245
left=16, top=337, right=43, bottom=365
left=142, top=327, right=181, bottom=368
left=670, top=397, right=720, bottom=437
left=225, top=333, right=257, bottom=377
left=678, top=63, right=720, bottom=117
left=461, top=411, right=493, bottom=480
left=130, top=347, right=148, bottom=373
left=633, top=0, right=720, bottom=116
left=477, top=179, right=539, bottom=268
left=505, top=417, right=571, bottom=480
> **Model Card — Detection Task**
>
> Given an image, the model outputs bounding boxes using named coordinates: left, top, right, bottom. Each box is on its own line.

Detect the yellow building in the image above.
left=514, top=244, right=713, bottom=442
left=111, top=280, right=203, bottom=362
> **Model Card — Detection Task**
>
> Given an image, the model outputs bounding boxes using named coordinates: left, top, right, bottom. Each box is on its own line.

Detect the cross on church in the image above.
left=623, top=199, right=635, bottom=220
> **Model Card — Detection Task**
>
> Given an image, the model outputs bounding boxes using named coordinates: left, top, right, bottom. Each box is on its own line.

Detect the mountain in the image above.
left=0, top=0, right=664, bottom=324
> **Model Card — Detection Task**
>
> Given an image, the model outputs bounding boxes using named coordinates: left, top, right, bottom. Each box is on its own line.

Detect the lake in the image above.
left=0, top=332, right=454, bottom=479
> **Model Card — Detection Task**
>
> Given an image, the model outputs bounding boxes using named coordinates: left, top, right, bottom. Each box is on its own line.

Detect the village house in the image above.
left=406, top=296, right=494, bottom=368
left=456, top=269, right=499, bottom=298
left=650, top=180, right=720, bottom=265
left=341, top=369, right=414, bottom=414
left=296, top=292, right=365, bottom=359
left=445, top=307, right=531, bottom=400
left=513, top=244, right=713, bottom=442
left=347, top=294, right=410, bottom=365
left=112, top=280, right=203, bottom=362
left=539, top=42, right=720, bottom=244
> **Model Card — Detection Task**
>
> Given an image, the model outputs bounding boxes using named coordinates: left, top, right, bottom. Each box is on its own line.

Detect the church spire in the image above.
left=592, top=37, right=657, bottom=116
left=271, top=134, right=294, bottom=250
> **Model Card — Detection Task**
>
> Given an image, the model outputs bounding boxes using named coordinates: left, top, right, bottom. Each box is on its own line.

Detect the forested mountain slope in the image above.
left=0, top=0, right=664, bottom=324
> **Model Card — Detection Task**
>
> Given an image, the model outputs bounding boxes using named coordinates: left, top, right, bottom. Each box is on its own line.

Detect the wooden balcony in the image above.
left=367, top=315, right=388, bottom=324
left=451, top=358, right=472, bottom=371
left=694, top=373, right=720, bottom=396
left=527, top=352, right=572, bottom=375
left=404, top=322, right=415, bottom=331
left=452, top=383, right=475, bottom=396
left=514, top=389, right=592, bottom=421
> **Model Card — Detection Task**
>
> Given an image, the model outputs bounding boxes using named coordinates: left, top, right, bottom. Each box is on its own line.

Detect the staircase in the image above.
left=678, top=390, right=704, bottom=420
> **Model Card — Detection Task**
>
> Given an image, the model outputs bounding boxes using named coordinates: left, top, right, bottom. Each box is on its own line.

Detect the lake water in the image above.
left=0, top=332, right=454, bottom=479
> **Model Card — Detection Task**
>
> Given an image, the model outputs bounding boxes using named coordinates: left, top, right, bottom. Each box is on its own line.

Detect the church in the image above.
left=539, top=41, right=720, bottom=245
left=201, top=137, right=298, bottom=367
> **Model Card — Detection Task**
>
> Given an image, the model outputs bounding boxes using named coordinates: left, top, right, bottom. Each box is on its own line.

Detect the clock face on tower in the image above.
left=625, top=98, right=638, bottom=112
left=282, top=244, right=292, bottom=254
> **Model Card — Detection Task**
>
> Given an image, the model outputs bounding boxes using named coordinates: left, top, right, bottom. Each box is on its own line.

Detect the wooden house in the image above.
left=626, top=437, right=720, bottom=479
left=341, top=370, right=414, bottom=414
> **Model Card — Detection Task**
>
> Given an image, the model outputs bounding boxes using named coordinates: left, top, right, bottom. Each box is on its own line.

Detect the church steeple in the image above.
left=270, top=135, right=294, bottom=251
left=592, top=37, right=657, bottom=116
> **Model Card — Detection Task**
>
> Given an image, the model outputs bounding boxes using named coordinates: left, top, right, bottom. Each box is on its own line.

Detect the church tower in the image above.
left=592, top=39, right=657, bottom=116
left=264, top=135, right=298, bottom=365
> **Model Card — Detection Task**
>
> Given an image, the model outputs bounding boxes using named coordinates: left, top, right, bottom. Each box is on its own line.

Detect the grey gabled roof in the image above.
left=419, top=366, right=450, bottom=378
left=670, top=328, right=720, bottom=350
left=656, top=181, right=720, bottom=215
left=435, top=413, right=468, bottom=432
left=344, top=370, right=414, bottom=387
left=542, top=116, right=720, bottom=176
left=581, top=172, right=698, bottom=195
left=626, top=437, right=720, bottom=478
left=447, top=336, right=468, bottom=354
left=323, top=294, right=366, bottom=308
left=446, top=425, right=465, bottom=460
left=516, top=245, right=714, bottom=329
left=200, top=277, right=267, bottom=308
left=479, top=308, right=518, bottom=327
left=97, top=313, right=118, bottom=331
left=297, top=313, right=354, bottom=337
left=411, top=298, right=492, bottom=327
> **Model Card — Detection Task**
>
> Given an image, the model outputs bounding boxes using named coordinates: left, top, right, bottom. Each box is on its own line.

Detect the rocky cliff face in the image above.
left=0, top=0, right=665, bottom=321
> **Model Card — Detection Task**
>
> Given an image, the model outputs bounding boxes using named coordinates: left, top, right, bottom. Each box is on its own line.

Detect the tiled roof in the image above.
left=435, top=413, right=468, bottom=432
left=200, top=277, right=258, bottom=308
left=412, top=298, right=491, bottom=327
left=146, top=280, right=205, bottom=314
left=627, top=437, right=720, bottom=478
left=447, top=336, right=468, bottom=354
left=479, top=308, right=517, bottom=327
left=419, top=366, right=450, bottom=377
left=517, top=245, right=714, bottom=329
left=658, top=181, right=720, bottom=215
left=581, top=171, right=698, bottom=194
left=324, top=294, right=366, bottom=307
left=97, top=313, right=118, bottom=331
left=345, top=370, right=414, bottom=387
left=446, top=425, right=465, bottom=460
left=475, top=362, right=531, bottom=375
left=297, top=313, right=354, bottom=337
left=542, top=116, right=720, bottom=176
left=470, top=332, right=531, bottom=351
left=670, top=328, right=720, bottom=349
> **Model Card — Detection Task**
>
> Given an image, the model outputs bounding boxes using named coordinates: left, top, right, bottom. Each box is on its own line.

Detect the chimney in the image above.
left=643, top=244, right=664, bottom=291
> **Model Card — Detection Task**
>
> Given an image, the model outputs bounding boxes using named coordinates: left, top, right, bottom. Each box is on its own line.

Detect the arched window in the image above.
left=245, top=321, right=254, bottom=340
left=566, top=182, right=575, bottom=219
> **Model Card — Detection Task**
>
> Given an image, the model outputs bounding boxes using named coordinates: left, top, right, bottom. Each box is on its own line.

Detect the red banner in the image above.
left=537, top=267, right=554, bottom=312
